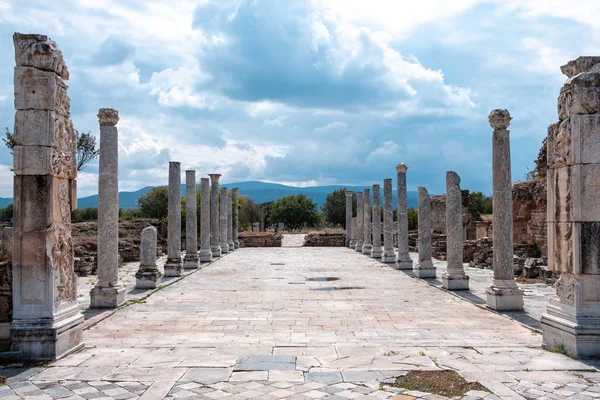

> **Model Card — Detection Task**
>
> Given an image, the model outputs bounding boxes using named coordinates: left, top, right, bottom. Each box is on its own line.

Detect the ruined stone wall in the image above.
left=0, top=227, right=12, bottom=351
left=238, top=232, right=282, bottom=247
left=429, top=190, right=481, bottom=239
left=303, top=233, right=345, bottom=247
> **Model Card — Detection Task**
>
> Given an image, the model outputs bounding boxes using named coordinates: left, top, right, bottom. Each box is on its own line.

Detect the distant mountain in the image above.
left=0, top=181, right=420, bottom=210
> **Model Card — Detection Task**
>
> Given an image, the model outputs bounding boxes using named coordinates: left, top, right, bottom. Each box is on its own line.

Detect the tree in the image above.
left=269, top=194, right=319, bottom=231
left=408, top=208, right=418, bottom=230
left=0, top=203, right=13, bottom=221
left=470, top=191, right=493, bottom=214
left=2, top=128, right=15, bottom=154
left=137, top=186, right=169, bottom=220
left=239, top=196, right=261, bottom=231
left=322, top=188, right=357, bottom=228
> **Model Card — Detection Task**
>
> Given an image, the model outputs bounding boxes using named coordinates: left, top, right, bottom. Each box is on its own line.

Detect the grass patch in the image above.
left=386, top=370, right=489, bottom=397
left=551, top=343, right=567, bottom=355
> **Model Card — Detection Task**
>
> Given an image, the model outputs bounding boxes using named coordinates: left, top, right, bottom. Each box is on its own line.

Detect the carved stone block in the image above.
left=14, top=67, right=70, bottom=117
left=13, top=33, right=69, bottom=79
left=558, top=73, right=600, bottom=120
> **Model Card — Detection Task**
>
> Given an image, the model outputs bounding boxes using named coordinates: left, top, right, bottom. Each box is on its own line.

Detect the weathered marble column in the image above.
left=442, top=171, right=469, bottom=290
left=209, top=174, right=221, bottom=257
left=350, top=216, right=357, bottom=248
left=164, top=162, right=183, bottom=277
left=395, top=163, right=413, bottom=269
left=227, top=193, right=235, bottom=251
left=345, top=191, right=353, bottom=247
left=371, top=185, right=383, bottom=258
left=382, top=178, right=396, bottom=263
left=541, top=57, right=600, bottom=357
left=199, top=178, right=212, bottom=262
left=232, top=188, right=240, bottom=249
left=414, top=187, right=436, bottom=278
left=135, top=226, right=161, bottom=289
left=220, top=187, right=229, bottom=253
left=355, top=192, right=364, bottom=251
left=485, top=109, right=523, bottom=311
left=362, top=189, right=373, bottom=255
left=90, top=108, right=126, bottom=308
left=11, top=33, right=83, bottom=359
left=183, top=170, right=199, bottom=269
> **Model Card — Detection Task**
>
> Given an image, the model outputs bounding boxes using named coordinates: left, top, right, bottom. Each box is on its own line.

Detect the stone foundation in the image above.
left=303, top=233, right=345, bottom=247
left=238, top=232, right=282, bottom=247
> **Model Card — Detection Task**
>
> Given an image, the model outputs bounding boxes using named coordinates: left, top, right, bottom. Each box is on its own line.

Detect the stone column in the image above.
left=345, top=191, right=353, bottom=247
left=209, top=174, right=221, bottom=257
left=382, top=178, right=396, bottom=263
left=232, top=188, right=240, bottom=249
left=396, top=163, right=413, bottom=269
left=355, top=191, right=364, bottom=251
left=362, top=189, right=373, bottom=255
left=541, top=57, right=600, bottom=357
left=350, top=216, right=357, bottom=248
left=227, top=193, right=235, bottom=251
left=90, top=108, right=126, bottom=308
left=485, top=109, right=524, bottom=311
left=442, top=171, right=469, bottom=290
left=164, top=162, right=182, bottom=277
left=259, top=207, right=265, bottom=232
left=371, top=184, right=382, bottom=258
left=135, top=226, right=161, bottom=288
left=183, top=170, right=199, bottom=269
left=11, top=33, right=84, bottom=360
left=414, top=187, right=436, bottom=278
left=199, top=178, right=212, bottom=262
left=220, top=187, right=229, bottom=253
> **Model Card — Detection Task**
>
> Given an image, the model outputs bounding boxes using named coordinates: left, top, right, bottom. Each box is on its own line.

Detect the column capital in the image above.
left=345, top=191, right=353, bottom=197
left=396, top=163, right=408, bottom=173
left=489, top=109, right=511, bottom=130
left=208, top=173, right=221, bottom=183
left=98, top=108, right=119, bottom=126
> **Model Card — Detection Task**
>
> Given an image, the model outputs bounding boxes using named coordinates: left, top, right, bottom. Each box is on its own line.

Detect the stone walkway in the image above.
left=282, top=234, right=306, bottom=247
left=1, top=247, right=599, bottom=399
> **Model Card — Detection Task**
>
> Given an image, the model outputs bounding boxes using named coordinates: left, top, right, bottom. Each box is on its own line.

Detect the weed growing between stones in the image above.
left=384, top=370, right=489, bottom=397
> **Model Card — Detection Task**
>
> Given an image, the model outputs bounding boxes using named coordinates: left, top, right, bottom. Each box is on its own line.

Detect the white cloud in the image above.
left=262, top=116, right=288, bottom=128
left=315, top=121, right=348, bottom=133
left=365, top=141, right=402, bottom=164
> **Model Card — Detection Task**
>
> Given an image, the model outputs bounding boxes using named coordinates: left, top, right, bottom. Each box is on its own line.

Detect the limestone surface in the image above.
left=135, top=226, right=161, bottom=289
left=371, top=184, right=382, bottom=258
left=382, top=178, right=396, bottom=263
left=396, top=163, right=413, bottom=269
left=355, top=192, right=364, bottom=252
left=164, top=162, right=183, bottom=277
left=232, top=188, right=240, bottom=249
left=220, top=187, right=229, bottom=254
left=362, top=189, right=373, bottom=255
left=345, top=191, right=353, bottom=247
left=183, top=171, right=199, bottom=270
left=209, top=174, right=221, bottom=257
left=442, top=171, right=469, bottom=290
left=199, top=178, right=212, bottom=263
left=415, top=187, right=436, bottom=278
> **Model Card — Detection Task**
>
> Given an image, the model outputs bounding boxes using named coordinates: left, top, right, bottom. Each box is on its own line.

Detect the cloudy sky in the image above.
left=0, top=0, right=598, bottom=198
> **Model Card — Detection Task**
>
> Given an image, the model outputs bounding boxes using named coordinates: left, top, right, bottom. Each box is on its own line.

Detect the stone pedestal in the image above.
left=371, top=184, right=382, bottom=258
left=232, top=188, right=240, bottom=249
left=362, top=189, right=373, bottom=255
left=541, top=57, right=600, bottom=357
left=227, top=193, right=235, bottom=251
left=199, top=178, right=212, bottom=263
left=136, top=226, right=161, bottom=289
left=355, top=192, right=364, bottom=251
left=486, top=109, right=523, bottom=311
left=164, top=162, right=183, bottom=277
left=345, top=191, right=353, bottom=247
left=442, top=171, right=469, bottom=290
left=183, top=171, right=199, bottom=269
left=395, top=164, right=413, bottom=270
left=382, top=179, right=396, bottom=263
left=414, top=187, right=436, bottom=278
left=209, top=174, right=221, bottom=257
left=220, top=187, right=229, bottom=253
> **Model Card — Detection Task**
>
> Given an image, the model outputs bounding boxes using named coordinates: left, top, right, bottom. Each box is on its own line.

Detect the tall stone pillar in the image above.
left=345, top=191, right=353, bottom=247
left=485, top=109, right=523, bottom=311
left=227, top=193, right=235, bottom=251
left=259, top=207, right=265, bottom=232
left=183, top=170, right=199, bottom=269
left=90, top=108, right=125, bottom=308
left=199, top=178, right=212, bottom=263
left=362, top=189, right=373, bottom=255
left=371, top=184, right=382, bottom=258
left=382, top=178, right=396, bottom=263
left=135, top=226, right=161, bottom=289
left=442, top=171, right=469, bottom=290
left=232, top=188, right=240, bottom=249
left=220, top=187, right=229, bottom=253
left=414, top=187, right=436, bottom=278
left=396, top=163, right=413, bottom=269
left=164, top=162, right=182, bottom=277
left=350, top=217, right=357, bottom=248
left=209, top=174, right=221, bottom=257
left=541, top=57, right=600, bottom=357
left=355, top=191, right=364, bottom=251
left=11, top=33, right=83, bottom=359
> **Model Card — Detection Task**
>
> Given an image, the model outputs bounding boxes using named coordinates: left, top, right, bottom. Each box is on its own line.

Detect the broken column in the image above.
left=541, top=57, right=600, bottom=357
left=199, top=178, right=212, bottom=263
left=209, top=174, right=221, bottom=257
left=371, top=184, right=382, bottom=258
left=396, top=163, right=413, bottom=269
left=355, top=191, right=364, bottom=251
left=227, top=192, right=235, bottom=251
left=382, top=178, right=396, bottom=263
left=486, top=109, right=524, bottom=311
left=135, top=226, right=161, bottom=289
left=362, top=189, right=373, bottom=255
left=220, top=187, right=229, bottom=253
left=345, top=191, right=353, bottom=247
left=414, top=187, right=436, bottom=278
left=11, top=33, right=83, bottom=359
left=164, top=162, right=182, bottom=277
left=232, top=188, right=240, bottom=249
left=442, top=171, right=469, bottom=290
left=90, top=108, right=126, bottom=308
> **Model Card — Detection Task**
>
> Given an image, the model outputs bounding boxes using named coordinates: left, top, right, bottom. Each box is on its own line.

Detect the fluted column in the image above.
left=414, top=187, right=436, bottom=278
left=232, top=188, right=240, bottom=249
left=209, top=174, right=221, bottom=257
left=345, top=191, right=353, bottom=247
left=371, top=184, right=382, bottom=258
left=183, top=170, right=199, bottom=269
left=442, top=171, right=469, bottom=290
left=382, top=178, right=396, bottom=263
left=486, top=109, right=523, bottom=310
left=220, top=187, right=229, bottom=253
left=164, top=162, right=183, bottom=277
left=395, top=163, right=413, bottom=269
left=355, top=192, right=364, bottom=251
left=199, top=178, right=212, bottom=262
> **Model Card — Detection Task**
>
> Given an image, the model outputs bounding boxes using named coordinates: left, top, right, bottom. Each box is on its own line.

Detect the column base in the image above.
left=362, top=244, right=373, bottom=255
left=395, top=254, right=414, bottom=270
left=381, top=250, right=396, bottom=263
left=370, top=246, right=383, bottom=259
left=228, top=241, right=235, bottom=251
left=199, top=249, right=213, bottom=263
left=90, top=285, right=126, bottom=308
left=414, top=259, right=436, bottom=278
left=11, top=310, right=84, bottom=361
left=164, top=258, right=183, bottom=277
left=211, top=245, right=221, bottom=258
left=486, top=282, right=524, bottom=311
left=355, top=242, right=363, bottom=252
left=183, top=253, right=199, bottom=270
left=442, top=272, right=470, bottom=290
left=349, top=239, right=356, bottom=248
left=221, top=243, right=230, bottom=254
left=234, top=240, right=240, bottom=249
left=135, top=266, right=162, bottom=289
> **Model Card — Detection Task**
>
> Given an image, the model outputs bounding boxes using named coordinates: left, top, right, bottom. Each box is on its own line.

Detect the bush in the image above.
left=269, top=194, right=319, bottom=231
left=72, top=207, right=98, bottom=222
